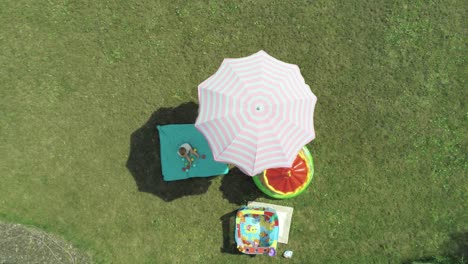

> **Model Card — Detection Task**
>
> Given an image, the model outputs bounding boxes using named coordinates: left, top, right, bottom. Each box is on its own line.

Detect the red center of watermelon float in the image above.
left=262, top=151, right=311, bottom=195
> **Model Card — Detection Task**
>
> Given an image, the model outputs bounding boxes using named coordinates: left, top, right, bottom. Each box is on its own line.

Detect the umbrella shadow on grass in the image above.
left=126, top=102, right=215, bottom=202
left=219, top=167, right=264, bottom=205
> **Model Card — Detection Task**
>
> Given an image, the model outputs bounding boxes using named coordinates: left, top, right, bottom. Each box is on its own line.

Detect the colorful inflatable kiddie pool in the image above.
left=235, top=206, right=279, bottom=256
left=253, top=146, right=314, bottom=199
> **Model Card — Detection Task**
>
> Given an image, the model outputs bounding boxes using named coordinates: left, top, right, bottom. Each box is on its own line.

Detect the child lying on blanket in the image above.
left=177, top=143, right=199, bottom=167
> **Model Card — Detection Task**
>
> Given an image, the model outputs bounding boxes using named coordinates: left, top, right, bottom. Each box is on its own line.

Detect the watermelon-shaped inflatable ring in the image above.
left=253, top=146, right=314, bottom=199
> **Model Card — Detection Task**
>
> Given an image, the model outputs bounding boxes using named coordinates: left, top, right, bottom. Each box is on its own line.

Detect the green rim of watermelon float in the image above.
left=253, top=146, right=314, bottom=199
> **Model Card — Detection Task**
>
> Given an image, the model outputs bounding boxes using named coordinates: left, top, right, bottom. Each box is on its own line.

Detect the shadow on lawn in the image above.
left=220, top=168, right=264, bottom=205
left=126, top=102, right=215, bottom=202
left=126, top=101, right=265, bottom=203
left=220, top=210, right=242, bottom=255
left=402, top=231, right=467, bottom=264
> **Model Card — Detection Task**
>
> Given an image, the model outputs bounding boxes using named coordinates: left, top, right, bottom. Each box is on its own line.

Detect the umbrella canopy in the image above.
left=195, top=50, right=317, bottom=176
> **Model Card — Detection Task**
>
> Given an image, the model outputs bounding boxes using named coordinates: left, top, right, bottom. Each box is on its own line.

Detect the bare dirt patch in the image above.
left=0, top=222, right=92, bottom=264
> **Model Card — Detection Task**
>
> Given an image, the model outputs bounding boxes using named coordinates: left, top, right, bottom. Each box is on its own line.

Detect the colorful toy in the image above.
left=235, top=206, right=279, bottom=256
left=253, top=146, right=314, bottom=199
left=182, top=153, right=197, bottom=172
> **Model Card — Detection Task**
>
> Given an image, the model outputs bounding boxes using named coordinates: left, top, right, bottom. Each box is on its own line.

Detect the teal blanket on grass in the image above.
left=157, top=124, right=229, bottom=181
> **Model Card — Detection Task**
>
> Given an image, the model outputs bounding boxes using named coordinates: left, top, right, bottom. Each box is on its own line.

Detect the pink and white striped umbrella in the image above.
left=195, top=50, right=317, bottom=176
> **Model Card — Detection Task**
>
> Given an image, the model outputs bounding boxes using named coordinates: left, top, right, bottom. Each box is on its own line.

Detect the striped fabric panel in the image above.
left=195, top=50, right=317, bottom=176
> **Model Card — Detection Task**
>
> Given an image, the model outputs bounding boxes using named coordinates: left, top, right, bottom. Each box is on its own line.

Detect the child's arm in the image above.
left=184, top=154, right=192, bottom=166
left=189, top=149, right=199, bottom=158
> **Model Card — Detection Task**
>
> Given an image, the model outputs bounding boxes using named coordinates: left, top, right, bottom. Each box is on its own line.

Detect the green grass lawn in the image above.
left=1, top=0, right=466, bottom=263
